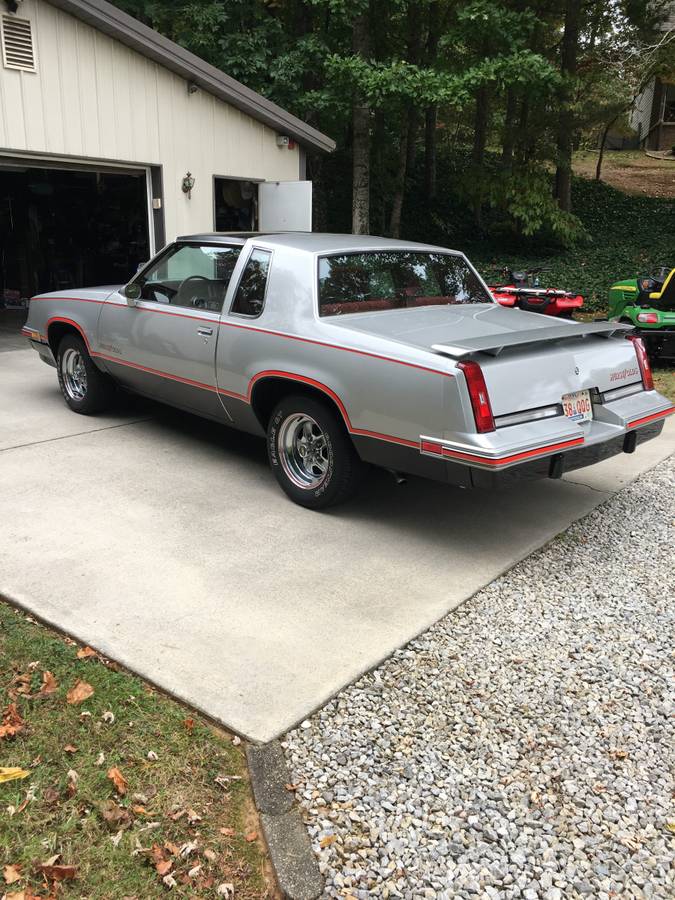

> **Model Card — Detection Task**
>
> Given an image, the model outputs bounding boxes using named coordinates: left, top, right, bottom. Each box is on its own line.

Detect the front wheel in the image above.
left=267, top=394, right=364, bottom=509
left=56, top=334, right=114, bottom=414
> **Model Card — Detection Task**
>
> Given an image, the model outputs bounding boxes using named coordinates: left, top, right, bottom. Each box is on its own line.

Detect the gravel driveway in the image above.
left=283, top=457, right=675, bottom=899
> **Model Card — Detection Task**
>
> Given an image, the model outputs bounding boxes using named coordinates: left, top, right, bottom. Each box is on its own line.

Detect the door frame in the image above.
left=212, top=174, right=265, bottom=231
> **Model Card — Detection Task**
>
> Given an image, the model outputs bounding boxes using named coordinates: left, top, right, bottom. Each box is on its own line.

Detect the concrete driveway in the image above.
left=2, top=346, right=673, bottom=742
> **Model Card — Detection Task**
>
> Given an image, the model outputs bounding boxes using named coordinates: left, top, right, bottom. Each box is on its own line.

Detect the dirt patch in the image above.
left=574, top=151, right=675, bottom=199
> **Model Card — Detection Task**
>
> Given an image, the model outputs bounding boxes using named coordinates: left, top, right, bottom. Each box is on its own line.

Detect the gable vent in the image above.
left=1, top=15, right=36, bottom=72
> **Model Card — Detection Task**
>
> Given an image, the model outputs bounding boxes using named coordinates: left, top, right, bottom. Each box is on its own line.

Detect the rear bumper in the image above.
left=354, top=390, right=673, bottom=489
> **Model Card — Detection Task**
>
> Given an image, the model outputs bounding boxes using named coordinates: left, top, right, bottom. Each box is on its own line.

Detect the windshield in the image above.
left=318, top=251, right=492, bottom=317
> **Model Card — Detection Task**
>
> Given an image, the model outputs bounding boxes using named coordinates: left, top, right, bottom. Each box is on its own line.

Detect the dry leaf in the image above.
left=146, top=750, right=158, bottom=761
left=10, top=673, right=32, bottom=697
left=203, top=849, right=217, bottom=862
left=186, top=808, right=201, bottom=825
left=107, top=767, right=128, bottom=796
left=244, top=831, right=258, bottom=843
left=164, top=841, right=180, bottom=856
left=187, top=865, right=201, bottom=878
left=76, top=646, right=97, bottom=659
left=216, top=884, right=234, bottom=898
left=100, top=799, right=132, bottom=829
left=132, top=804, right=147, bottom=815
left=0, top=704, right=25, bottom=739
left=319, top=834, right=336, bottom=848
left=3, top=864, right=22, bottom=884
left=666, top=820, right=675, bottom=833
left=156, top=859, right=172, bottom=876
left=162, top=874, right=177, bottom=889
left=0, top=767, right=29, bottom=783
left=64, top=744, right=78, bottom=754
left=36, top=863, right=77, bottom=881
left=34, top=671, right=58, bottom=699
left=95, top=752, right=105, bottom=766
left=66, top=680, right=94, bottom=705
left=102, top=710, right=115, bottom=724
left=43, top=786, right=60, bottom=805
left=219, top=827, right=235, bottom=837
left=183, top=718, right=195, bottom=733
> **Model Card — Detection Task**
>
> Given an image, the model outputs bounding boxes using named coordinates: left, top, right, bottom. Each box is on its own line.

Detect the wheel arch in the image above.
left=249, top=373, right=353, bottom=435
left=47, top=317, right=92, bottom=357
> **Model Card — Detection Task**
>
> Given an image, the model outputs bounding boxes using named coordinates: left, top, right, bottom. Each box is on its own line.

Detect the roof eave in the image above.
left=47, top=0, right=336, bottom=154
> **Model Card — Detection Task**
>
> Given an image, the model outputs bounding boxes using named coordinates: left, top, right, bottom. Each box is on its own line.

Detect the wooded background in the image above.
left=113, top=0, right=674, bottom=301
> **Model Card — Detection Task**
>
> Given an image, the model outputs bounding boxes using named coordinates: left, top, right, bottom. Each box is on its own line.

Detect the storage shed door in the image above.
left=258, top=181, right=312, bottom=232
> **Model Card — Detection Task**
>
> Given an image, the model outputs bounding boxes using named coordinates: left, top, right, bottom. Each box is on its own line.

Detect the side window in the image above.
left=136, top=243, right=242, bottom=312
left=230, top=249, right=272, bottom=317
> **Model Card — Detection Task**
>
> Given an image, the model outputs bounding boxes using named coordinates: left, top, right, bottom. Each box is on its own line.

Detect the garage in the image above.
left=0, top=0, right=333, bottom=348
left=0, top=158, right=151, bottom=334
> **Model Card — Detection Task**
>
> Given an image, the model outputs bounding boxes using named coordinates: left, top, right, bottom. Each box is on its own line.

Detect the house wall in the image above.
left=0, top=0, right=301, bottom=243
left=630, top=79, right=655, bottom=142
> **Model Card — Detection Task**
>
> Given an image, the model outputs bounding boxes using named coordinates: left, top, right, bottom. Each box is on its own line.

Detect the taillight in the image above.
left=637, top=312, right=658, bottom=324
left=458, top=360, right=495, bottom=433
left=626, top=335, right=653, bottom=390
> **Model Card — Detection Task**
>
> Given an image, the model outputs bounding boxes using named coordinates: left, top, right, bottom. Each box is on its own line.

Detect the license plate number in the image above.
left=562, top=389, right=593, bottom=422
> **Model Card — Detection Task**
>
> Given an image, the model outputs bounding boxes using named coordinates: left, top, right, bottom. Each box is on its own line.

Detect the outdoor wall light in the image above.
left=181, top=172, right=195, bottom=199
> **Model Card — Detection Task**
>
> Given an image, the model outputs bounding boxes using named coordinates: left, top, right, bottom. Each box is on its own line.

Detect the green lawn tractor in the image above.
left=608, top=266, right=675, bottom=363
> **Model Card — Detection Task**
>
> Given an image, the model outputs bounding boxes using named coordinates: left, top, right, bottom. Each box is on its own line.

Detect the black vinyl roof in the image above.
left=48, top=0, right=335, bottom=153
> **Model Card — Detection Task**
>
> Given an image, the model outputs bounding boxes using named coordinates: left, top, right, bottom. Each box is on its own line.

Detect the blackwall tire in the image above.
left=56, top=334, right=114, bottom=415
left=267, top=394, right=364, bottom=509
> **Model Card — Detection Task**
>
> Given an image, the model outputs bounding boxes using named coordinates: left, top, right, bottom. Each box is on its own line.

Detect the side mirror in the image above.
left=122, top=283, right=142, bottom=306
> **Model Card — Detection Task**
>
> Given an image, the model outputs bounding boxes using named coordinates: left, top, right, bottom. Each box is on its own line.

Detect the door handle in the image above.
left=197, top=327, right=213, bottom=336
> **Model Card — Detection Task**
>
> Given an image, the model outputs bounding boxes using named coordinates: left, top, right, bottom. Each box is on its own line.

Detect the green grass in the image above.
left=0, top=600, right=272, bottom=899
left=653, top=367, right=675, bottom=403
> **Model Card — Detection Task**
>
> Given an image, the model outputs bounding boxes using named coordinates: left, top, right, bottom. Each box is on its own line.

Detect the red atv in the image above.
left=489, top=267, right=584, bottom=318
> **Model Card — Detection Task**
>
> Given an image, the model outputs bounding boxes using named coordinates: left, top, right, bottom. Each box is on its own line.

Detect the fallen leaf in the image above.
left=319, top=834, right=336, bottom=848
left=107, top=767, right=128, bottom=796
left=186, top=808, right=201, bottom=825
left=0, top=767, right=29, bottom=783
left=34, top=671, right=58, bottom=699
left=179, top=842, right=197, bottom=858
left=10, top=673, right=32, bottom=697
left=63, top=744, right=78, bottom=754
left=100, top=800, right=132, bottom=829
left=43, top=786, right=60, bottom=805
left=76, top=646, right=97, bottom=659
left=216, top=884, right=234, bottom=898
left=183, top=718, right=195, bottom=733
left=164, top=841, right=180, bottom=856
left=203, top=849, right=216, bottom=862
left=132, top=805, right=148, bottom=816
left=3, top=864, right=22, bottom=884
left=146, top=750, right=158, bottom=761
left=102, top=711, right=115, bottom=724
left=110, top=829, right=124, bottom=847
left=244, top=831, right=258, bottom=843
left=219, top=827, right=235, bottom=837
left=156, top=860, right=172, bottom=876
left=66, top=680, right=94, bottom=705
left=666, top=820, right=675, bottom=833
left=169, top=808, right=186, bottom=821
left=187, top=865, right=201, bottom=878
left=610, top=749, right=629, bottom=760
left=231, top=735, right=241, bottom=746
left=0, top=704, right=25, bottom=739
left=36, top=863, right=77, bottom=881
left=162, top=874, right=177, bottom=889
left=95, top=752, right=105, bottom=766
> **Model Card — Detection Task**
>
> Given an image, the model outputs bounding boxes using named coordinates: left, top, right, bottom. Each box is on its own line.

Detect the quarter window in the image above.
left=135, top=243, right=242, bottom=312
left=230, top=249, right=272, bottom=317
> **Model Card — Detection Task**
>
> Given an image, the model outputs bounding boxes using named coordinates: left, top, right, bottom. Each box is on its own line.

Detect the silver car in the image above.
left=22, top=233, right=674, bottom=508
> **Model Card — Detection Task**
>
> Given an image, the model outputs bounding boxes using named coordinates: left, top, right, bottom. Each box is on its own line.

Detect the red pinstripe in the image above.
left=440, top=436, right=584, bottom=467
left=627, top=406, right=675, bottom=429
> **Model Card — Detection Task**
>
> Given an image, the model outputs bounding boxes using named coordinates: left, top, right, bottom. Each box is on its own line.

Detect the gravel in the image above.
left=283, top=457, right=675, bottom=899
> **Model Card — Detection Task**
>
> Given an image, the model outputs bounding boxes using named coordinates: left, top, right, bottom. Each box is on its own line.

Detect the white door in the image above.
left=258, top=181, right=312, bottom=231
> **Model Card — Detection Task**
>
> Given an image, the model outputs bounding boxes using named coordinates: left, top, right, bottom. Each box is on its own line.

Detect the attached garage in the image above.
left=0, top=0, right=333, bottom=334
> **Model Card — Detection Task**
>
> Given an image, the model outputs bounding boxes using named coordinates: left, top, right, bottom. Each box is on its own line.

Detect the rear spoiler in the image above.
left=432, top=320, right=631, bottom=359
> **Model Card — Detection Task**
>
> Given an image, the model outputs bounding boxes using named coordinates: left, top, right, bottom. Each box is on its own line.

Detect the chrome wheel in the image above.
left=61, top=347, right=88, bottom=401
left=278, top=413, right=329, bottom=489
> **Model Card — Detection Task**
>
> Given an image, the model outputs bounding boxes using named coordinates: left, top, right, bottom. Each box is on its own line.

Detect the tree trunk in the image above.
left=388, top=107, right=418, bottom=238
left=351, top=9, right=371, bottom=234
left=554, top=0, right=582, bottom=212
left=472, top=84, right=490, bottom=166
left=501, top=87, right=518, bottom=171
left=596, top=115, right=618, bottom=181
left=423, top=1, right=440, bottom=202
left=424, top=105, right=437, bottom=201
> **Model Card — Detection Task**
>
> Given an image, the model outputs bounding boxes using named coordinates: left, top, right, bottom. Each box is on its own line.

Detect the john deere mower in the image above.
left=608, top=266, right=675, bottom=362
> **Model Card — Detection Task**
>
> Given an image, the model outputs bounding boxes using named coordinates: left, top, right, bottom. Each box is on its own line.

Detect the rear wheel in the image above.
left=56, top=334, right=114, bottom=414
left=267, top=394, right=364, bottom=509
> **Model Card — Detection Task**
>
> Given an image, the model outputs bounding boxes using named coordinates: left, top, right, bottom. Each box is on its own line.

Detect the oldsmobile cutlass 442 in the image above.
left=22, top=233, right=674, bottom=508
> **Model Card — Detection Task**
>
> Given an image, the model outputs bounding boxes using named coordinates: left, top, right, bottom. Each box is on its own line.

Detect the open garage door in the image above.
left=0, top=158, right=151, bottom=341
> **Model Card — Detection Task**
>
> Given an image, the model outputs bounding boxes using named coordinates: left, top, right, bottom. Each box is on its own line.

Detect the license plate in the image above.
left=562, top=389, right=593, bottom=423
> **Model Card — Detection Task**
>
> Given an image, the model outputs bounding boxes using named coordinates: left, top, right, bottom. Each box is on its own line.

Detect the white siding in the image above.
left=0, top=0, right=301, bottom=241
left=630, top=79, right=655, bottom=140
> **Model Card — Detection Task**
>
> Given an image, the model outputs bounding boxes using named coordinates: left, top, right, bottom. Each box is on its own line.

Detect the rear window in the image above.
left=318, top=251, right=491, bottom=317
